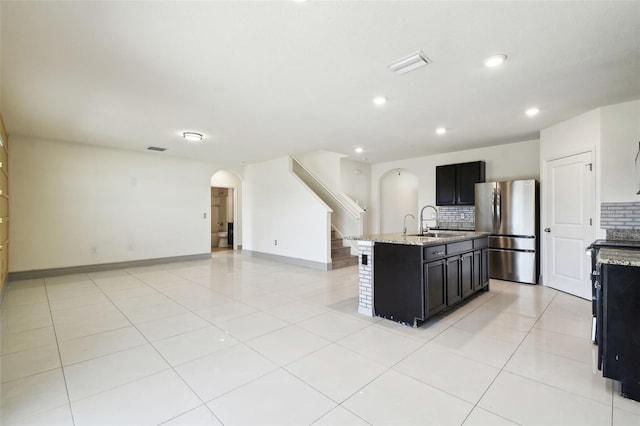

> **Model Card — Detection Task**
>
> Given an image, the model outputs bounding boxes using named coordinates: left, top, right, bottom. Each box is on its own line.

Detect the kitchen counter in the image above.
left=346, top=231, right=489, bottom=246
left=597, top=247, right=640, bottom=267
left=349, top=231, right=489, bottom=326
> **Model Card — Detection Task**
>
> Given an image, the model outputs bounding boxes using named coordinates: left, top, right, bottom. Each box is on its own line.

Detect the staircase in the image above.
left=331, top=229, right=358, bottom=269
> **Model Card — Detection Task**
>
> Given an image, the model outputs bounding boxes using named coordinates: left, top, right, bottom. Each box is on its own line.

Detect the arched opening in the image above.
left=379, top=168, right=419, bottom=234
left=210, top=170, right=243, bottom=251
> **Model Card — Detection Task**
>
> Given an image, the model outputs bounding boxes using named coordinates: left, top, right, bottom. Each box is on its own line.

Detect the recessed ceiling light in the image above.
left=525, top=107, right=540, bottom=117
left=373, top=96, right=387, bottom=106
left=388, top=51, right=432, bottom=74
left=484, top=54, right=507, bottom=68
left=183, top=132, right=203, bottom=142
left=435, top=127, right=447, bottom=135
left=355, top=147, right=364, bottom=154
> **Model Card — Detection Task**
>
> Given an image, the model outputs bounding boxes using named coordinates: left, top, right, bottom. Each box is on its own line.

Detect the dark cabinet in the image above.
left=460, top=252, right=474, bottom=298
left=472, top=250, right=482, bottom=291
left=481, top=247, right=489, bottom=287
left=436, top=161, right=486, bottom=206
left=435, top=166, right=456, bottom=205
left=373, top=243, right=423, bottom=326
left=446, top=256, right=462, bottom=305
left=424, top=260, right=446, bottom=317
left=373, top=237, right=489, bottom=327
left=600, top=263, right=640, bottom=401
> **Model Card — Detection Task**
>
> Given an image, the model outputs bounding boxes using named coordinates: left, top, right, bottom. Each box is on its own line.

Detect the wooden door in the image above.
left=543, top=151, right=594, bottom=299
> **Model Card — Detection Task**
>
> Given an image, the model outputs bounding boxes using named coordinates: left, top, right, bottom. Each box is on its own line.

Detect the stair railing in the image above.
left=291, top=157, right=364, bottom=253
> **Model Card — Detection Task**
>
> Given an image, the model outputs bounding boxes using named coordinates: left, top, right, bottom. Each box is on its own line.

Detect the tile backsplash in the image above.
left=601, top=202, right=640, bottom=241
left=601, top=202, right=640, bottom=229
left=436, top=206, right=475, bottom=230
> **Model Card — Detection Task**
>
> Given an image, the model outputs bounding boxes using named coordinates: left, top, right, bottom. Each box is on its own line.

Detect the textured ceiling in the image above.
left=2, top=1, right=639, bottom=165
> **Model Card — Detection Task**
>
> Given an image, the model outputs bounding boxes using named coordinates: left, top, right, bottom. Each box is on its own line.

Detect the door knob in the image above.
left=544, top=227, right=551, bottom=233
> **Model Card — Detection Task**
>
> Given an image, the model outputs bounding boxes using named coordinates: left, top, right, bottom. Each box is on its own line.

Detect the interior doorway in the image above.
left=543, top=151, right=595, bottom=299
left=210, top=171, right=242, bottom=251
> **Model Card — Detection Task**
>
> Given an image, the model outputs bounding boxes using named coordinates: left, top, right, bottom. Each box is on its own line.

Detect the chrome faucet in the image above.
left=403, top=214, right=415, bottom=235
left=419, top=205, right=438, bottom=235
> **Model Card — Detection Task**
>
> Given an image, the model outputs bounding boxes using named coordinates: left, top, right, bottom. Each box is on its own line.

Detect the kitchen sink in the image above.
left=409, top=232, right=465, bottom=238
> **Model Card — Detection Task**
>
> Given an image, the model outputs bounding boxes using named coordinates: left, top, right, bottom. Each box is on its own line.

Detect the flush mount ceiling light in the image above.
left=373, top=96, right=387, bottom=106
left=484, top=54, right=508, bottom=68
left=355, top=147, right=364, bottom=154
left=435, top=127, right=447, bottom=135
left=182, top=132, right=203, bottom=142
left=389, top=51, right=432, bottom=74
left=525, top=107, right=540, bottom=117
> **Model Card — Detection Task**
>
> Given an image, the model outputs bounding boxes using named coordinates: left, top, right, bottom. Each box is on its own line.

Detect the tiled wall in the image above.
left=600, top=202, right=640, bottom=229
left=436, top=206, right=475, bottom=230
left=357, top=241, right=373, bottom=316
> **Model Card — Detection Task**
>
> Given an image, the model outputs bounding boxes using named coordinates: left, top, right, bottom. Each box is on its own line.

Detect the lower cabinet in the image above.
left=424, top=259, right=446, bottom=317
left=460, top=252, right=474, bottom=298
left=374, top=237, right=489, bottom=327
left=423, top=238, right=489, bottom=321
left=481, top=247, right=489, bottom=287
left=599, top=263, right=640, bottom=401
left=446, top=256, right=462, bottom=305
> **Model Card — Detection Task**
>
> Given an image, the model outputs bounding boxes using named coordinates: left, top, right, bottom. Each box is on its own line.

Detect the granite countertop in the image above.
left=344, top=231, right=489, bottom=247
left=597, top=248, right=640, bottom=267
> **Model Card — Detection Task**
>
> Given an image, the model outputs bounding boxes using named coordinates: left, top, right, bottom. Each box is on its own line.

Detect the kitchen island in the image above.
left=595, top=247, right=640, bottom=402
left=346, top=231, right=489, bottom=327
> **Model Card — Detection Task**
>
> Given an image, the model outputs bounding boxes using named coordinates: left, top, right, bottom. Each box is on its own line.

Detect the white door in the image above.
left=543, top=151, right=595, bottom=299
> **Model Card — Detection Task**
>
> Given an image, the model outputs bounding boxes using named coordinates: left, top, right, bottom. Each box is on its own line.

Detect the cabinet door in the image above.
left=602, top=263, right=640, bottom=388
left=460, top=253, right=474, bottom=298
left=446, top=256, right=462, bottom=305
left=374, top=244, right=424, bottom=324
left=456, top=162, right=485, bottom=205
left=424, top=260, right=446, bottom=317
left=436, top=165, right=456, bottom=206
left=472, top=250, right=482, bottom=290
left=481, top=248, right=489, bottom=287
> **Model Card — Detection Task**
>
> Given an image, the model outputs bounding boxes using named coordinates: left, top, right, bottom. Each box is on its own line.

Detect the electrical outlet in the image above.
left=461, top=213, right=465, bottom=219
left=203, top=212, right=207, bottom=219
left=274, top=240, right=278, bottom=246
left=91, top=246, right=97, bottom=254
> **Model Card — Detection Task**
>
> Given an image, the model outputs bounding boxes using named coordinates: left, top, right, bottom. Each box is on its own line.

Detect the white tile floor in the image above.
left=1, top=251, right=639, bottom=426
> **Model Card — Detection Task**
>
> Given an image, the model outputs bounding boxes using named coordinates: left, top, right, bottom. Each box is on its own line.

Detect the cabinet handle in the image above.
left=433, top=251, right=445, bottom=255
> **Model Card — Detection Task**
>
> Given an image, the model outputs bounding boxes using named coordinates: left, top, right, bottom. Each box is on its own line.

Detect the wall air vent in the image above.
left=388, top=51, right=432, bottom=74
left=147, top=146, right=167, bottom=152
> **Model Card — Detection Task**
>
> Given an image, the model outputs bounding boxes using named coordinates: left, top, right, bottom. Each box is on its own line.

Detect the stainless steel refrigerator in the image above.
left=475, top=179, right=539, bottom=284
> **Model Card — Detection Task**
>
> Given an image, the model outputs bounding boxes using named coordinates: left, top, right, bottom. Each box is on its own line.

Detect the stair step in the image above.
left=331, top=246, right=351, bottom=257
left=331, top=238, right=344, bottom=250
left=332, top=255, right=358, bottom=270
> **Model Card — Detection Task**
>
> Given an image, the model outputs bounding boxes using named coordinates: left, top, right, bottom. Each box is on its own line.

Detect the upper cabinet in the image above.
left=436, top=161, right=485, bottom=206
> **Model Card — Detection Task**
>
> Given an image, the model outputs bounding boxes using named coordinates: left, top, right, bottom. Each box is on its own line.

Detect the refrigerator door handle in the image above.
left=495, top=187, right=502, bottom=232
left=491, top=187, right=497, bottom=232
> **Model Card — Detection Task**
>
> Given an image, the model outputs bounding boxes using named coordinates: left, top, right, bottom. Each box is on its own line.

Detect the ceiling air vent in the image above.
left=147, top=146, right=167, bottom=152
left=388, top=51, right=431, bottom=74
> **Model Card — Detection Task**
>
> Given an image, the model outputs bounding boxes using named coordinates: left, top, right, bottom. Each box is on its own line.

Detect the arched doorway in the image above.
left=379, top=168, right=418, bottom=234
left=210, top=171, right=242, bottom=251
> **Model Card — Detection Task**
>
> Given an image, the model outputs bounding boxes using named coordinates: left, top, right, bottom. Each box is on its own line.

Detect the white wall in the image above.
left=369, top=139, right=540, bottom=234
left=295, top=150, right=344, bottom=192
left=380, top=169, right=418, bottom=233
left=243, top=156, right=331, bottom=265
left=600, top=100, right=640, bottom=202
left=340, top=159, right=371, bottom=210
left=10, top=136, right=215, bottom=271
